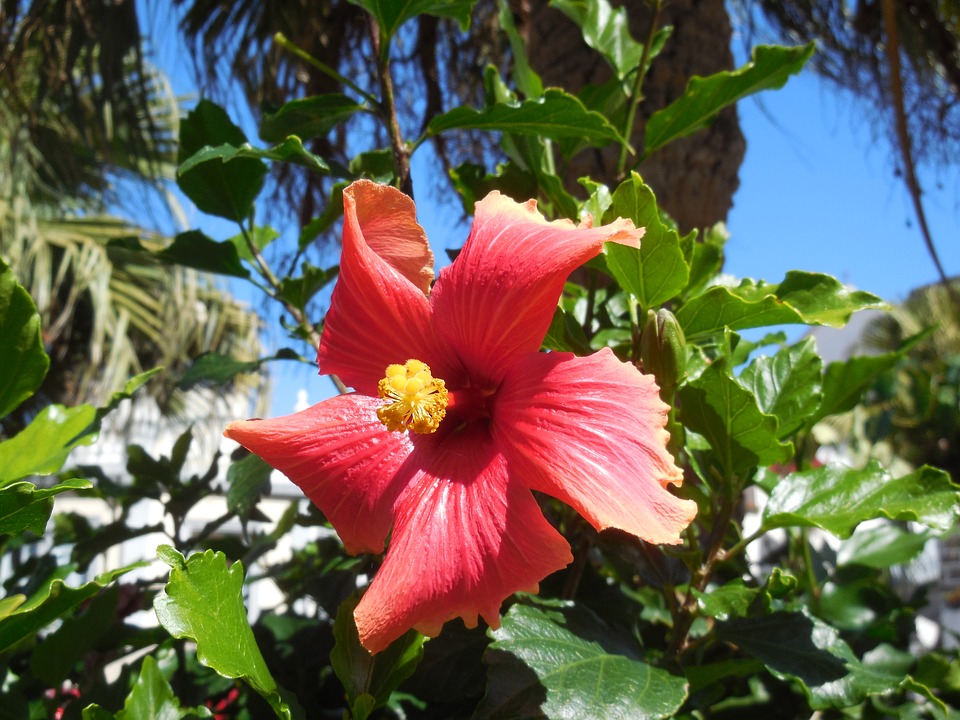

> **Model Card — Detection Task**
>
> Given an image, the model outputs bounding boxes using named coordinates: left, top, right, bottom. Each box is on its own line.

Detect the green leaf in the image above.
left=350, top=0, right=473, bottom=39
left=692, top=580, right=759, bottom=621
left=260, top=94, right=365, bottom=142
left=31, top=584, right=119, bottom=685
left=177, top=100, right=267, bottom=222
left=349, top=148, right=397, bottom=183
left=475, top=601, right=687, bottom=720
left=427, top=89, right=624, bottom=147
left=497, top=0, right=543, bottom=98
left=739, top=338, right=823, bottom=438
left=159, top=231, right=250, bottom=278
left=0, top=478, right=92, bottom=537
left=153, top=546, right=301, bottom=720
left=717, top=612, right=911, bottom=709
left=837, top=523, right=932, bottom=569
left=0, top=259, right=49, bottom=419
left=0, top=404, right=98, bottom=486
left=278, top=263, right=337, bottom=310
left=180, top=137, right=330, bottom=177
left=602, top=173, right=689, bottom=309
left=676, top=271, right=886, bottom=339
left=644, top=44, right=814, bottom=157
left=811, top=351, right=900, bottom=424
left=678, top=358, right=793, bottom=478
left=227, top=225, right=279, bottom=264
left=683, top=223, right=726, bottom=298
left=450, top=162, right=539, bottom=216
left=762, top=461, right=960, bottom=538
left=82, top=655, right=213, bottom=719
left=226, top=454, right=273, bottom=518
left=330, top=594, right=425, bottom=720
left=299, top=182, right=348, bottom=250
left=0, top=564, right=138, bottom=653
left=178, top=352, right=261, bottom=389
left=542, top=306, right=592, bottom=354
left=552, top=0, right=645, bottom=82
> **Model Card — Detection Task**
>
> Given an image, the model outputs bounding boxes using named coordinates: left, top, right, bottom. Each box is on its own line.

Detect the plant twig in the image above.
left=367, top=16, right=413, bottom=197
left=617, top=0, right=663, bottom=178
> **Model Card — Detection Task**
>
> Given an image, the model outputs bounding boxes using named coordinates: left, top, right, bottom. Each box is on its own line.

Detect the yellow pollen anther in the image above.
left=377, top=359, right=448, bottom=434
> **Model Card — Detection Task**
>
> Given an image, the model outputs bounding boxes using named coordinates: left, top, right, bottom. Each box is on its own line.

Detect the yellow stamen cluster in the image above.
left=377, top=359, right=448, bottom=434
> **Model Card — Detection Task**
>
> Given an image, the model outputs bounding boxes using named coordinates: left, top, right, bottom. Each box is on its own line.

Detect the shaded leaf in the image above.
left=82, top=655, right=212, bottom=719
left=351, top=0, right=473, bottom=39
left=0, top=259, right=49, bottom=419
left=427, top=89, right=624, bottom=146
left=644, top=44, right=814, bottom=157
left=179, top=137, right=330, bottom=177
left=0, top=404, right=97, bottom=486
left=179, top=352, right=261, bottom=389
left=678, top=358, right=793, bottom=477
left=676, top=271, right=886, bottom=338
left=0, top=564, right=139, bottom=653
left=837, top=523, right=932, bottom=569
left=159, top=231, right=250, bottom=278
left=692, top=580, right=759, bottom=621
left=717, top=612, right=910, bottom=709
left=811, top=352, right=900, bottom=424
left=228, top=225, right=279, bottom=264
left=177, top=100, right=267, bottom=222
left=260, top=94, right=365, bottom=142
left=602, top=173, right=689, bottom=309
left=762, top=461, right=960, bottom=538
left=330, top=594, right=425, bottom=720
left=739, top=338, right=823, bottom=438
left=0, top=478, right=92, bottom=537
left=552, top=0, right=645, bottom=82
left=226, top=454, right=273, bottom=518
left=475, top=601, right=687, bottom=720
left=154, top=546, right=301, bottom=720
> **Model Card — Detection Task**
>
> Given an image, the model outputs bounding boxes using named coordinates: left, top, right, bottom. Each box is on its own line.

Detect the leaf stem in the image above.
left=273, top=32, right=379, bottom=106
left=616, top=0, right=663, bottom=178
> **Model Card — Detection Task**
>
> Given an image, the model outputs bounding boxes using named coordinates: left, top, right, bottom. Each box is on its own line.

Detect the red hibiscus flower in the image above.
left=225, top=180, right=697, bottom=653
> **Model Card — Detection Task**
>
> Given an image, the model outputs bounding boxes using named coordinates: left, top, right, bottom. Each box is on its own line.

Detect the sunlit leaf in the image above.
left=739, top=338, right=823, bottom=438
left=602, top=173, right=689, bottom=309
left=762, top=461, right=960, bottom=537
left=82, top=655, right=212, bottom=719
left=475, top=601, right=687, bottom=720
left=644, top=44, right=814, bottom=157
left=260, top=94, right=365, bottom=142
left=676, top=271, right=886, bottom=338
left=0, top=478, right=92, bottom=537
left=154, top=546, right=302, bottom=720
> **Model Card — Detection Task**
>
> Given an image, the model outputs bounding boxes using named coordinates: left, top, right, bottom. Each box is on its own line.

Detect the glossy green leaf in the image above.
left=330, top=593, right=425, bottom=720
left=177, top=100, right=267, bottom=221
left=552, top=0, right=644, bottom=81
left=678, top=358, right=793, bottom=477
left=762, top=461, right=960, bottom=538
left=82, top=655, right=212, bottom=719
left=717, top=612, right=910, bottom=709
left=837, top=523, right=932, bottom=568
left=226, top=454, right=273, bottom=518
left=0, top=259, right=49, bottom=419
left=475, top=602, right=687, bottom=720
left=260, top=94, right=365, bottom=142
left=159, top=231, right=250, bottom=278
left=180, top=136, right=330, bottom=177
left=739, top=338, right=823, bottom=438
left=450, top=162, right=539, bottom=216
left=811, top=351, right=900, bottom=423
left=0, top=404, right=97, bottom=486
left=0, top=478, right=92, bottom=537
left=153, top=546, right=300, bottom=720
left=278, top=263, right=338, bottom=310
left=602, top=174, right=689, bottom=309
left=676, top=271, right=886, bottom=338
left=427, top=89, right=624, bottom=146
left=350, top=0, right=473, bottom=39
left=0, top=564, right=138, bottom=653
left=644, top=44, right=814, bottom=157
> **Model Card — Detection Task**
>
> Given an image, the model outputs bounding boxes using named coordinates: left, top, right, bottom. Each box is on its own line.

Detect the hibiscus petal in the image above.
left=317, top=181, right=453, bottom=393
left=354, top=424, right=573, bottom=654
left=492, top=348, right=696, bottom=545
left=430, top=192, right=642, bottom=385
left=224, top=394, right=415, bottom=555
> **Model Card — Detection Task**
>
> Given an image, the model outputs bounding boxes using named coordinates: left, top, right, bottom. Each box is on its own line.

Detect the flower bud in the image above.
left=639, top=308, right=686, bottom=394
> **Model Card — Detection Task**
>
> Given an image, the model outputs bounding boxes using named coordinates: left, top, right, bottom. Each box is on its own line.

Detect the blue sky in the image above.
left=148, top=12, right=959, bottom=416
